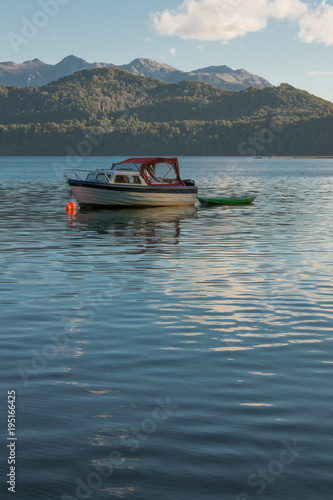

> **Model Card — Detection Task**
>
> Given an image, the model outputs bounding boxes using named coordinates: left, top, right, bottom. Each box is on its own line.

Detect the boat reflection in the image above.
left=67, top=205, right=197, bottom=252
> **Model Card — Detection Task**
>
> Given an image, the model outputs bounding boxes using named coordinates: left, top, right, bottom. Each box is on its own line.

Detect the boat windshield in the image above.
left=110, top=162, right=141, bottom=172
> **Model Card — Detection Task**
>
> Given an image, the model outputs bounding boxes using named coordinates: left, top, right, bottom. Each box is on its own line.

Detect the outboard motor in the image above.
left=183, top=179, right=196, bottom=186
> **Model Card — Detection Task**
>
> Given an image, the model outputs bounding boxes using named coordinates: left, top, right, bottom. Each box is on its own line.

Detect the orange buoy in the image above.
left=66, top=201, right=76, bottom=212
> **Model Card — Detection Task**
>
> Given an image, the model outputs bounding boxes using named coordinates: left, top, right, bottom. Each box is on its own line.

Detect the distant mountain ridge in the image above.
left=0, top=56, right=109, bottom=87
left=0, top=55, right=271, bottom=91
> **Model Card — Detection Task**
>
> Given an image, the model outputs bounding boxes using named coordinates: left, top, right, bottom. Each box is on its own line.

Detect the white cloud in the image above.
left=268, top=0, right=307, bottom=21
left=170, top=46, right=176, bottom=55
left=309, top=70, right=333, bottom=76
left=152, top=0, right=333, bottom=46
left=298, top=1, right=333, bottom=45
left=152, top=0, right=272, bottom=41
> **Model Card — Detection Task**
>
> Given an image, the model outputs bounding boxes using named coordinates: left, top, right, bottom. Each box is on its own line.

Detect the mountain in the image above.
left=0, top=55, right=110, bottom=87
left=0, top=66, right=331, bottom=156
left=0, top=58, right=46, bottom=87
left=188, top=65, right=271, bottom=89
left=0, top=55, right=271, bottom=91
left=43, top=55, right=110, bottom=84
left=117, top=58, right=272, bottom=90
left=118, top=58, right=184, bottom=82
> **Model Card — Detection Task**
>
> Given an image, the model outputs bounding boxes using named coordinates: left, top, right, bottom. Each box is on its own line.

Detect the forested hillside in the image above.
left=0, top=66, right=332, bottom=156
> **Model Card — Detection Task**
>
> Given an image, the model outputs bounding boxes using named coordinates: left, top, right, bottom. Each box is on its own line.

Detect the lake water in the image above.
left=1, top=156, right=333, bottom=500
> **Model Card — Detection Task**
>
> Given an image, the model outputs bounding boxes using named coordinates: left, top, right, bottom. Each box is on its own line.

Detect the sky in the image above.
left=0, top=0, right=332, bottom=101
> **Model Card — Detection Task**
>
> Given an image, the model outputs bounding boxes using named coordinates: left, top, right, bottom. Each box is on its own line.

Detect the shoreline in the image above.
left=255, top=156, right=333, bottom=159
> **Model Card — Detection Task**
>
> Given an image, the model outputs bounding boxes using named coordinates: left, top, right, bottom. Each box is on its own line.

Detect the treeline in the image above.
left=0, top=67, right=332, bottom=156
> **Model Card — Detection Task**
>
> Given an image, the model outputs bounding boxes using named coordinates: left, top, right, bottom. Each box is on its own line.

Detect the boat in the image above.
left=198, top=195, right=256, bottom=206
left=63, top=157, right=197, bottom=208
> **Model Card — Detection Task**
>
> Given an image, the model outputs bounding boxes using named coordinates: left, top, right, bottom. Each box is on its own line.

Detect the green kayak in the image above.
left=198, top=195, right=256, bottom=206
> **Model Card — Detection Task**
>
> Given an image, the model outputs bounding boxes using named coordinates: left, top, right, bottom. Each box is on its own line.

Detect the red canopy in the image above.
left=117, top=157, right=179, bottom=166
left=116, top=157, right=183, bottom=185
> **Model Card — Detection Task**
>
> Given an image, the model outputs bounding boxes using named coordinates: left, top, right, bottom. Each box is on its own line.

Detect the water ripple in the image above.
left=1, top=158, right=333, bottom=499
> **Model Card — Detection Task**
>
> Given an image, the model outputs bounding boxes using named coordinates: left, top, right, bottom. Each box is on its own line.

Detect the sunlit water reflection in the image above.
left=1, top=157, right=333, bottom=500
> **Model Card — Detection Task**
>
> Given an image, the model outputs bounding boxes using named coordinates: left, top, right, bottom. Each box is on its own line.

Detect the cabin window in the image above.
left=96, top=173, right=110, bottom=182
left=115, top=175, right=129, bottom=183
left=114, top=175, right=142, bottom=184
left=86, top=173, right=95, bottom=181
left=129, top=175, right=142, bottom=184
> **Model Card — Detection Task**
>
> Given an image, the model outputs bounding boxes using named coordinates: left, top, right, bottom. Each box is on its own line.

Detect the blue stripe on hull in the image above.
left=68, top=180, right=198, bottom=195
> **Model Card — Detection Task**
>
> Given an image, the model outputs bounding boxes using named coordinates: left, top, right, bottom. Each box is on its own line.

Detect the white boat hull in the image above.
left=68, top=181, right=197, bottom=208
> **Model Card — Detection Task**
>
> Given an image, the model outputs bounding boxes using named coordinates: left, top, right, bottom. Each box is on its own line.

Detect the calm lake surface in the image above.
left=1, top=156, right=333, bottom=500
